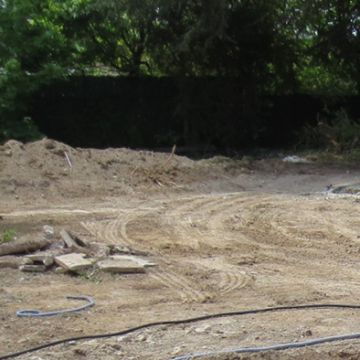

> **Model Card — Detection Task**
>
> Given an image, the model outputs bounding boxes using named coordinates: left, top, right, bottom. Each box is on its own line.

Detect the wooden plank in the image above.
left=54, top=253, right=95, bottom=272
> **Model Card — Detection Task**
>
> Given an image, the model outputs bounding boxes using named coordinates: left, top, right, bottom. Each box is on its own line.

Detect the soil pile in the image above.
left=0, top=139, right=222, bottom=203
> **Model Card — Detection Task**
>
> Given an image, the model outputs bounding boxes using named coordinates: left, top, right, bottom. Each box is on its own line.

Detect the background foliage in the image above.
left=1, top=0, right=360, bottom=148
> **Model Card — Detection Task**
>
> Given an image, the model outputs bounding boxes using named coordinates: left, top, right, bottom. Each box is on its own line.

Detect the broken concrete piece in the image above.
left=97, top=258, right=146, bottom=274
left=19, top=265, right=47, bottom=272
left=60, top=229, right=79, bottom=248
left=25, top=254, right=54, bottom=267
left=55, top=253, right=95, bottom=272
left=110, top=255, right=157, bottom=268
left=60, top=230, right=89, bottom=254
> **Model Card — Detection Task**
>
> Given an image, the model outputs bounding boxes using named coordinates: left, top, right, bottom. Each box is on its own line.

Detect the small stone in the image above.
left=43, top=225, right=55, bottom=239
left=194, top=324, right=211, bottom=333
left=54, top=266, right=68, bottom=274
left=172, top=346, right=184, bottom=355
left=303, top=329, right=313, bottom=337
left=136, top=334, right=147, bottom=342
left=5, top=149, right=12, bottom=156
left=73, top=347, right=87, bottom=356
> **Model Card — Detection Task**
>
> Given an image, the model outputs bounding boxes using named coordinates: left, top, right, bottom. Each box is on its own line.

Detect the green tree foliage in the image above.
left=1, top=0, right=359, bottom=142
left=0, top=0, right=85, bottom=141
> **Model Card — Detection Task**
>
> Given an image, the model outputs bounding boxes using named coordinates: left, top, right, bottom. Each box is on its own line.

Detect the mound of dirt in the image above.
left=0, top=139, right=229, bottom=204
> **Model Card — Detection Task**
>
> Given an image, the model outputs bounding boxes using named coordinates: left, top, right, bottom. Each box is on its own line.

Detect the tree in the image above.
left=0, top=0, right=85, bottom=141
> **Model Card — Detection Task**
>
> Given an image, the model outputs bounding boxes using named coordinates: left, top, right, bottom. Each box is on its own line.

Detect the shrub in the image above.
left=298, top=109, right=360, bottom=152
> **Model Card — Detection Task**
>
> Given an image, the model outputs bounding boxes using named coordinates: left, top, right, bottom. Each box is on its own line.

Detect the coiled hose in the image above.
left=16, top=296, right=95, bottom=317
left=1, top=303, right=360, bottom=360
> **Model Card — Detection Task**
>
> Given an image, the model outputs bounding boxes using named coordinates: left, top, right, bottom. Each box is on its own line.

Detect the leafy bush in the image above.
left=299, top=109, right=360, bottom=152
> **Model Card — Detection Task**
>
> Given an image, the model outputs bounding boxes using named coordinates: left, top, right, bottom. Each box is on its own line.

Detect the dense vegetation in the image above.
left=1, top=0, right=360, bottom=147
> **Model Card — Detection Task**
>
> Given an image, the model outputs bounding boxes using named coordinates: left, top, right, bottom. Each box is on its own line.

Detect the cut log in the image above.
left=0, top=256, right=23, bottom=269
left=55, top=253, right=95, bottom=272
left=0, top=235, right=50, bottom=256
left=19, top=265, right=47, bottom=272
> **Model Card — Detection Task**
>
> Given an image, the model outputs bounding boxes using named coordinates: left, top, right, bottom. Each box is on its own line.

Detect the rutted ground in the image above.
left=1, top=140, right=360, bottom=360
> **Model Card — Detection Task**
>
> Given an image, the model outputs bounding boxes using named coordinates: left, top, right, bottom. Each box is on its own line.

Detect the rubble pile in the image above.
left=0, top=226, right=156, bottom=275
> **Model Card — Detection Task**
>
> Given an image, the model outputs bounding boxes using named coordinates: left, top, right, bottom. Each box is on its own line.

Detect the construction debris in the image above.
left=0, top=226, right=155, bottom=276
left=19, top=265, right=47, bottom=273
left=43, top=225, right=55, bottom=239
left=25, top=254, right=54, bottom=267
left=97, top=257, right=146, bottom=274
left=0, top=235, right=51, bottom=256
left=55, top=253, right=96, bottom=272
left=60, top=229, right=90, bottom=254
left=0, top=256, right=23, bottom=269
left=110, top=255, right=157, bottom=268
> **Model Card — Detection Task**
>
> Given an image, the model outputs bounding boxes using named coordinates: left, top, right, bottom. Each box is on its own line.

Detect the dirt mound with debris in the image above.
left=0, top=139, right=226, bottom=205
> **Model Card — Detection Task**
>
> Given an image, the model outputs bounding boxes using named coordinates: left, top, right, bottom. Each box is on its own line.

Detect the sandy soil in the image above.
left=1, top=139, right=360, bottom=360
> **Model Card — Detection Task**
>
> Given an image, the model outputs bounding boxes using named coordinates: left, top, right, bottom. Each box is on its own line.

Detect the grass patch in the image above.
left=1, top=229, right=17, bottom=244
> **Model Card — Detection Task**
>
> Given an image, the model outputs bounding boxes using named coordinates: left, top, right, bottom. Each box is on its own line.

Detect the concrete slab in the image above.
left=54, top=253, right=95, bottom=272
left=110, top=255, right=157, bottom=267
left=97, top=258, right=146, bottom=274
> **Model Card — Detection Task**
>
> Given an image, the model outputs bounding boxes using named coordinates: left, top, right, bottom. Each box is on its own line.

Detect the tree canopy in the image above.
left=1, top=0, right=360, bottom=141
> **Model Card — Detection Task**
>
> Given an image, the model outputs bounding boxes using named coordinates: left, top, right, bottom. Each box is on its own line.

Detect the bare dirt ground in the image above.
left=1, top=139, right=360, bottom=360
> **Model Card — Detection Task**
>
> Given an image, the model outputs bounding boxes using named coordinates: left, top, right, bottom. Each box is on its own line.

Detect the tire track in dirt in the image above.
left=148, top=268, right=210, bottom=303
left=81, top=202, right=211, bottom=303
left=216, top=270, right=253, bottom=295
left=159, top=193, right=261, bottom=296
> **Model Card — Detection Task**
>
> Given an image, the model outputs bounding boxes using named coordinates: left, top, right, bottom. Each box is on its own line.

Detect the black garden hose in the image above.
left=1, top=303, right=360, bottom=360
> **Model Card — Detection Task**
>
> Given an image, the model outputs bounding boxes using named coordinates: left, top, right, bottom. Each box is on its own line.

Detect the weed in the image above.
left=1, top=229, right=17, bottom=244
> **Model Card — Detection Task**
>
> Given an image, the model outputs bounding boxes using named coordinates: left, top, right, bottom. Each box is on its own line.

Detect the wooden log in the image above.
left=19, top=264, right=47, bottom=272
left=0, top=256, right=23, bottom=269
left=0, top=235, right=50, bottom=256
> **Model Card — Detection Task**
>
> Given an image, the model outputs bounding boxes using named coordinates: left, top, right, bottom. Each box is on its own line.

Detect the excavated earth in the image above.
left=1, top=139, right=360, bottom=360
